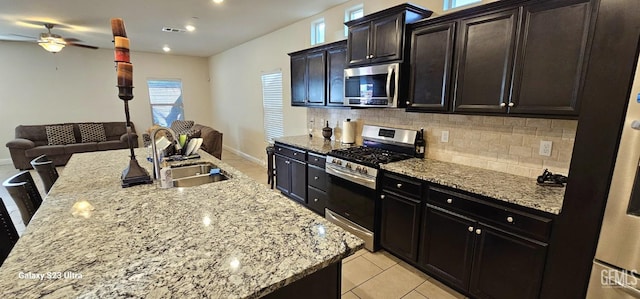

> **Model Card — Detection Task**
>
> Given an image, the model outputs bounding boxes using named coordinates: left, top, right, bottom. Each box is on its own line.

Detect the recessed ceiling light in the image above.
left=213, top=0, right=223, bottom=3
left=185, top=25, right=195, bottom=32
left=162, top=46, right=171, bottom=52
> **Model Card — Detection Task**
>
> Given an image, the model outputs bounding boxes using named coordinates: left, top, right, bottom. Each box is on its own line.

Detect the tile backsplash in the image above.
left=308, top=108, right=576, bottom=178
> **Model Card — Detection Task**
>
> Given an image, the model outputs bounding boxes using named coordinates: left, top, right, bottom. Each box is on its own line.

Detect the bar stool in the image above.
left=3, top=171, right=43, bottom=225
left=30, top=155, right=59, bottom=194
left=266, top=145, right=275, bottom=189
left=0, top=197, right=19, bottom=266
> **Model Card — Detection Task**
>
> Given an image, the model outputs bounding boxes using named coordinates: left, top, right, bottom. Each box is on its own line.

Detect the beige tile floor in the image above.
left=0, top=149, right=466, bottom=298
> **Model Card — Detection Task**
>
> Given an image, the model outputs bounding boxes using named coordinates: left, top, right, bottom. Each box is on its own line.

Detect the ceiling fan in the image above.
left=5, top=23, right=98, bottom=53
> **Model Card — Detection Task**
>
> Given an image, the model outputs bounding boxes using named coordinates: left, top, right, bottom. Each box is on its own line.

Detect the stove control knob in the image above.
left=345, top=163, right=352, bottom=169
left=362, top=168, right=368, bottom=175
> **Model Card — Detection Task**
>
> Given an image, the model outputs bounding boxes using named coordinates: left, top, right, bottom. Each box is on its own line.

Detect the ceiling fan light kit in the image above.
left=38, top=24, right=66, bottom=53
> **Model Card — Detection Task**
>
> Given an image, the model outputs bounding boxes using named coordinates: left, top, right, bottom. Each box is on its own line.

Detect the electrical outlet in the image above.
left=441, top=131, right=449, bottom=143
left=539, top=140, right=552, bottom=156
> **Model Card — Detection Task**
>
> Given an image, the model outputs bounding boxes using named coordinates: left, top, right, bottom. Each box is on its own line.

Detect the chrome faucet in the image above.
left=150, top=127, right=177, bottom=180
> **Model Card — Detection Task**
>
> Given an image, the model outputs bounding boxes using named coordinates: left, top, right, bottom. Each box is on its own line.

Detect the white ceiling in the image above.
left=0, top=0, right=349, bottom=57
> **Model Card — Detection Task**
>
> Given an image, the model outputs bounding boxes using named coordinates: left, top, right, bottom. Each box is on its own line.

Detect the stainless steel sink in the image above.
left=170, top=162, right=229, bottom=187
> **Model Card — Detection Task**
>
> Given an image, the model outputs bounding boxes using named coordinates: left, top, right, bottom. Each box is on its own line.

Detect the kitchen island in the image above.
left=0, top=149, right=363, bottom=298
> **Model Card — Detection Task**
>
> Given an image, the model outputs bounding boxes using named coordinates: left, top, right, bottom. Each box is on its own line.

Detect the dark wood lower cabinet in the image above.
left=469, top=224, right=548, bottom=299
left=275, top=152, right=306, bottom=204
left=380, top=191, right=422, bottom=262
left=417, top=203, right=549, bottom=299
left=419, top=204, right=475, bottom=290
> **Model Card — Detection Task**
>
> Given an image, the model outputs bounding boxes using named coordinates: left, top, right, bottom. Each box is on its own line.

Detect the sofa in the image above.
left=6, top=122, right=138, bottom=170
left=143, top=121, right=223, bottom=160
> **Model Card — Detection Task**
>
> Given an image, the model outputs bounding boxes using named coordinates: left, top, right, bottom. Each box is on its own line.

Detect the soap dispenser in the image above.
left=159, top=160, right=173, bottom=188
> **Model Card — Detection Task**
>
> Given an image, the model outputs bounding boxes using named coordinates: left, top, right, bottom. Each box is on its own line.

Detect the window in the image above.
left=261, top=71, right=284, bottom=143
left=345, top=4, right=364, bottom=36
left=444, top=0, right=482, bottom=10
left=147, top=79, right=184, bottom=127
left=311, top=18, right=325, bottom=45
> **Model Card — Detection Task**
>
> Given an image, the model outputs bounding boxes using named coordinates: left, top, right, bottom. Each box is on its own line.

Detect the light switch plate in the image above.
left=539, top=140, right=552, bottom=156
left=441, top=131, right=449, bottom=143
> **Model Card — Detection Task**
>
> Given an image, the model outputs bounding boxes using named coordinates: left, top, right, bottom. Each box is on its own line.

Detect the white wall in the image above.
left=0, top=41, right=211, bottom=164
left=208, top=0, right=498, bottom=164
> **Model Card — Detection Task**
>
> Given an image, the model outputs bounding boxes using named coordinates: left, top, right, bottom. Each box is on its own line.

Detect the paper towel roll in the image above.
left=342, top=119, right=356, bottom=144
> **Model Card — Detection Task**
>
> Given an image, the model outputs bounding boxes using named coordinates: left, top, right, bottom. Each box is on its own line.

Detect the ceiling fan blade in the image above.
left=0, top=34, right=37, bottom=41
left=63, top=37, right=80, bottom=42
left=68, top=42, right=98, bottom=50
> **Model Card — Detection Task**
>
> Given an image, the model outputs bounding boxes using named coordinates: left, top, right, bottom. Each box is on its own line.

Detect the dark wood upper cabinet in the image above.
left=407, top=22, right=456, bottom=112
left=290, top=54, right=307, bottom=105
left=288, top=40, right=347, bottom=107
left=346, top=4, right=433, bottom=67
left=306, top=51, right=326, bottom=105
left=509, top=0, right=592, bottom=116
left=453, top=9, right=520, bottom=113
left=327, top=46, right=347, bottom=106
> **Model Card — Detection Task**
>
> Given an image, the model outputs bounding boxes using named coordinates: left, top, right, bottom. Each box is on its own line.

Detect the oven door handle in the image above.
left=326, top=164, right=376, bottom=189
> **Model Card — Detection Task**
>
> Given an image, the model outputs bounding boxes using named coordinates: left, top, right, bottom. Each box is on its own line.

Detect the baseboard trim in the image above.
left=0, top=159, right=13, bottom=166
left=222, top=145, right=265, bottom=167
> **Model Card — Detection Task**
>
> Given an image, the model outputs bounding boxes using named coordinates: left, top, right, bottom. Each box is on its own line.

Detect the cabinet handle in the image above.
left=314, top=176, right=319, bottom=180
left=507, top=216, right=514, bottom=223
left=508, top=102, right=514, bottom=107
left=468, top=226, right=474, bottom=232
left=475, top=229, right=482, bottom=235
left=396, top=183, right=403, bottom=188
left=285, top=161, right=290, bottom=164
left=406, top=101, right=411, bottom=105
left=380, top=194, right=385, bottom=199
left=314, top=198, right=319, bottom=202
left=293, top=152, right=297, bottom=156
left=446, top=198, right=453, bottom=204
left=314, top=158, right=318, bottom=162
left=278, top=148, right=282, bottom=151
left=500, top=102, right=506, bottom=107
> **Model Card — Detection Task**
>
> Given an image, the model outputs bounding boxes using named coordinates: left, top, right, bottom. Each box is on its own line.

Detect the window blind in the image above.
left=261, top=71, right=284, bottom=143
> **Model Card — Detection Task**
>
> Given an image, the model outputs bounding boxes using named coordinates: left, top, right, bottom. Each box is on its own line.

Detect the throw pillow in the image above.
left=170, top=120, right=195, bottom=134
left=46, top=125, right=76, bottom=145
left=79, top=123, right=107, bottom=143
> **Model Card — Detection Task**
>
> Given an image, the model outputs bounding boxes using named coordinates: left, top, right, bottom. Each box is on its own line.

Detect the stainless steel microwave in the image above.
left=344, top=63, right=399, bottom=108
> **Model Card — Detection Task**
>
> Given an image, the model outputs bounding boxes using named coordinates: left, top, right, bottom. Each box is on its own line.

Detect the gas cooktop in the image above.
left=328, top=146, right=413, bottom=168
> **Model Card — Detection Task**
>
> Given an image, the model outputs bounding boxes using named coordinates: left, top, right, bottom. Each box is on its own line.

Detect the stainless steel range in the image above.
left=325, top=125, right=416, bottom=251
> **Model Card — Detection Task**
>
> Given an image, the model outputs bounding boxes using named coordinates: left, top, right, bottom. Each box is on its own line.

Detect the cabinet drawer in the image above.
left=427, top=187, right=553, bottom=242
left=307, top=152, right=326, bottom=168
left=308, top=186, right=328, bottom=216
left=274, top=143, right=306, bottom=161
left=308, top=165, right=327, bottom=191
left=382, top=173, right=422, bottom=199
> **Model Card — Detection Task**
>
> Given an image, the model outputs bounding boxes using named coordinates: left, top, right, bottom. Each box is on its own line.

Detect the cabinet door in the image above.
left=469, top=224, right=548, bottom=299
left=509, top=0, right=592, bottom=116
left=290, top=158, right=307, bottom=204
left=408, top=22, right=456, bottom=112
left=275, top=154, right=291, bottom=195
left=327, top=46, right=347, bottom=106
left=419, top=204, right=475, bottom=290
left=307, top=51, right=326, bottom=105
left=370, top=14, right=403, bottom=64
left=290, top=54, right=307, bottom=105
left=347, top=23, right=371, bottom=66
left=453, top=9, right=519, bottom=113
left=380, top=192, right=422, bottom=262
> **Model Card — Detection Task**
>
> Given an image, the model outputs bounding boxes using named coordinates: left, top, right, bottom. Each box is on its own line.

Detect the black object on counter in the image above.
left=537, top=169, right=567, bottom=187
left=322, top=121, right=333, bottom=140
left=415, top=128, right=425, bottom=158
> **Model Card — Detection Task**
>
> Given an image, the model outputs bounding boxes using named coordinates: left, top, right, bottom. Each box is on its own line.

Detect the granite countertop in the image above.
left=0, top=149, right=363, bottom=298
left=381, top=158, right=565, bottom=215
left=274, top=135, right=354, bottom=155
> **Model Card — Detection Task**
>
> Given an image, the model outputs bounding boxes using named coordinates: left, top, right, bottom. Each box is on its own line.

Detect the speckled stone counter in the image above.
left=274, top=135, right=354, bottom=154
left=381, top=158, right=565, bottom=215
left=0, top=149, right=363, bottom=298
